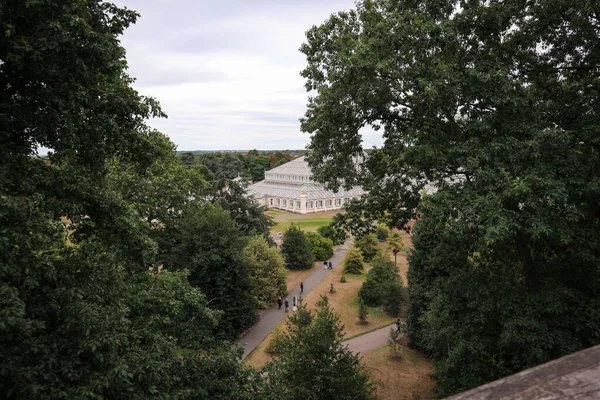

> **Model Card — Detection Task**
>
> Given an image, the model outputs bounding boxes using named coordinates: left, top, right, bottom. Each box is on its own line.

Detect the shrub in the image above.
left=304, top=231, right=334, bottom=260
left=343, top=246, right=364, bottom=274
left=281, top=225, right=315, bottom=270
left=355, top=233, right=380, bottom=261
left=317, top=223, right=346, bottom=245
left=340, top=275, right=347, bottom=283
left=376, top=224, right=390, bottom=242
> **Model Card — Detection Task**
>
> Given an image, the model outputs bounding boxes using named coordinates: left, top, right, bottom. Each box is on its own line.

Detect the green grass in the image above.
left=271, top=219, right=332, bottom=234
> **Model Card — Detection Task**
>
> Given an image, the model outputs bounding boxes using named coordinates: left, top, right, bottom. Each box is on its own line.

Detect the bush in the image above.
left=376, top=224, right=390, bottom=242
left=304, top=231, right=334, bottom=260
left=358, top=258, right=405, bottom=315
left=388, top=327, right=403, bottom=361
left=343, top=246, right=364, bottom=274
left=340, top=275, right=347, bottom=283
left=317, top=223, right=346, bottom=245
left=355, top=233, right=380, bottom=261
left=281, top=225, right=315, bottom=270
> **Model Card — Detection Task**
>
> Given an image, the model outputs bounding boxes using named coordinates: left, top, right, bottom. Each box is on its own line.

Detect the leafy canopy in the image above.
left=301, top=0, right=600, bottom=396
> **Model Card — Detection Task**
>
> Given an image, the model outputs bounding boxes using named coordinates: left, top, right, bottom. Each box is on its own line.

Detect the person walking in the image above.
left=293, top=295, right=297, bottom=307
left=323, top=261, right=328, bottom=269
left=300, top=281, right=304, bottom=294
left=277, top=297, right=283, bottom=310
left=396, top=318, right=402, bottom=333
left=328, top=261, right=333, bottom=269
left=284, top=298, right=289, bottom=313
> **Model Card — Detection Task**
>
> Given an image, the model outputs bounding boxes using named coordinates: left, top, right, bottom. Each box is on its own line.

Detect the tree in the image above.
left=281, top=225, right=315, bottom=270
left=358, top=258, right=405, bottom=315
left=358, top=297, right=369, bottom=324
left=355, top=233, right=380, bottom=262
left=343, top=246, right=365, bottom=274
left=264, top=297, right=375, bottom=400
left=305, top=231, right=334, bottom=260
left=168, top=203, right=258, bottom=340
left=317, top=222, right=347, bottom=245
left=375, top=223, right=390, bottom=242
left=301, top=0, right=600, bottom=396
left=0, top=1, right=259, bottom=398
left=242, top=236, right=287, bottom=309
left=386, top=232, right=404, bottom=266
left=246, top=155, right=271, bottom=182
left=206, top=179, right=275, bottom=237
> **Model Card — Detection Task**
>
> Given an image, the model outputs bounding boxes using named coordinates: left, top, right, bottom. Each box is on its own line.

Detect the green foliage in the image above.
left=301, top=0, right=600, bottom=396
left=168, top=202, right=258, bottom=340
left=0, top=1, right=259, bottom=398
left=281, top=225, right=315, bottom=270
left=206, top=179, right=275, bottom=237
left=266, top=326, right=287, bottom=355
left=358, top=258, right=405, bottom=316
left=340, top=275, right=347, bottom=283
left=242, top=236, right=287, bottom=309
left=355, top=233, right=380, bottom=262
left=387, top=232, right=404, bottom=266
left=375, top=224, right=390, bottom=242
left=343, top=246, right=365, bottom=274
left=388, top=327, right=403, bottom=361
left=190, top=150, right=293, bottom=182
left=305, top=231, right=334, bottom=260
left=358, top=297, right=369, bottom=324
left=264, top=297, right=375, bottom=400
left=317, top=222, right=347, bottom=245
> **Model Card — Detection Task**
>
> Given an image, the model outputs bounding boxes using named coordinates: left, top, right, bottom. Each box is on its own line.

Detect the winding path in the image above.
left=344, top=324, right=395, bottom=355
left=237, top=240, right=351, bottom=359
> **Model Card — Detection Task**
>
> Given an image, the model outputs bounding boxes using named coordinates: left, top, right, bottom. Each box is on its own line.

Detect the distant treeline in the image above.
left=178, top=149, right=299, bottom=182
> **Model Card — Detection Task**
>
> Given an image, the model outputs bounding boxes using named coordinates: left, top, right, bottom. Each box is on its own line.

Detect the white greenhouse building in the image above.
left=246, top=156, right=364, bottom=214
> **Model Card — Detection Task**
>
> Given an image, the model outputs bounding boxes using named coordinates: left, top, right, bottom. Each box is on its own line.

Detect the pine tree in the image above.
left=358, top=297, right=369, bottom=324
left=343, top=246, right=365, bottom=274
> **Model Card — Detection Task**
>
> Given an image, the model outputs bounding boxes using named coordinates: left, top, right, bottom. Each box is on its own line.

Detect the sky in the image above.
left=118, top=0, right=384, bottom=151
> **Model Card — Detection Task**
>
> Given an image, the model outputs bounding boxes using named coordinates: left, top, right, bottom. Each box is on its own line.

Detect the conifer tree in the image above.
left=281, top=225, right=315, bottom=270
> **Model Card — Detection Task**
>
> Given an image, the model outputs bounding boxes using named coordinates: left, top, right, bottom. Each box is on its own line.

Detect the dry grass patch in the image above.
left=362, top=345, right=435, bottom=400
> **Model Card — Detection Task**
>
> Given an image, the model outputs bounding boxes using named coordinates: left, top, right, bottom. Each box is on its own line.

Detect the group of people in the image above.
left=323, top=261, right=333, bottom=269
left=277, top=281, right=304, bottom=313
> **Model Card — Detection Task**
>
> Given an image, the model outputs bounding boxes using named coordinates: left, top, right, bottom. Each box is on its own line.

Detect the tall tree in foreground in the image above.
left=0, top=1, right=259, bottom=397
left=301, top=0, right=600, bottom=396
left=264, top=297, right=375, bottom=400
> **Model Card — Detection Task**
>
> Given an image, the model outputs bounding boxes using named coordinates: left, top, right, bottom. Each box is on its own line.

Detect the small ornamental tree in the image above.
left=386, top=232, right=404, bottom=266
left=305, top=231, right=334, bottom=260
left=281, top=225, right=315, bottom=270
left=317, top=222, right=347, bottom=245
left=375, top=224, right=390, bottom=242
left=355, top=233, right=380, bottom=261
left=358, top=297, right=369, bottom=324
left=242, top=236, right=287, bottom=309
left=343, top=246, right=365, bottom=274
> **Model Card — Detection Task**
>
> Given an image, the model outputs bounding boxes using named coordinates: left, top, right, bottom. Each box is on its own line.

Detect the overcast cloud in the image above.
left=118, top=0, right=383, bottom=151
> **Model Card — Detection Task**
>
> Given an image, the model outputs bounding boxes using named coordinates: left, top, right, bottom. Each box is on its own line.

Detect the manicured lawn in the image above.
left=266, top=209, right=336, bottom=234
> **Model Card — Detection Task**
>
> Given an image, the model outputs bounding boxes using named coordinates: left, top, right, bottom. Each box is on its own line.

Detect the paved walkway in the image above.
left=344, top=324, right=395, bottom=355
left=237, top=240, right=351, bottom=359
